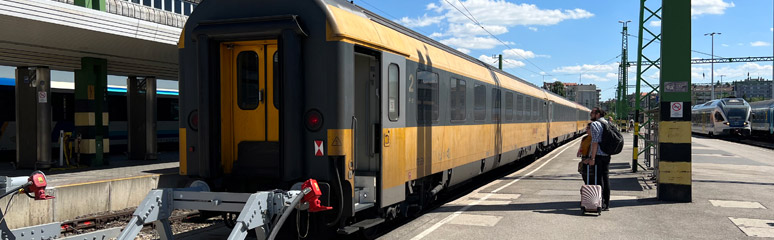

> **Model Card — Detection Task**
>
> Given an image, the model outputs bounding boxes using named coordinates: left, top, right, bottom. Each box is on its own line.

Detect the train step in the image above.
left=337, top=218, right=385, bottom=235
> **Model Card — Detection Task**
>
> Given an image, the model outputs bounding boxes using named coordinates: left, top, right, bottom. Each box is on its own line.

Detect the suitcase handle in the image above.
left=586, top=165, right=597, bottom=185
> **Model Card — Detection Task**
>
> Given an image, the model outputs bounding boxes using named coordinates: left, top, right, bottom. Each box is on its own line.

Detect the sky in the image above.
left=1, top=0, right=772, bottom=101
left=356, top=0, right=774, bottom=100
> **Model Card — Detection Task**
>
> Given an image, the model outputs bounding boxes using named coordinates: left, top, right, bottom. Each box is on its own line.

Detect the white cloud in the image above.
left=445, top=23, right=508, bottom=37
left=437, top=0, right=593, bottom=26
left=649, top=20, right=661, bottom=27
left=771, top=28, right=773, bottom=32
left=457, top=48, right=471, bottom=54
left=503, top=48, right=536, bottom=59
left=605, top=73, right=618, bottom=79
left=737, top=43, right=744, bottom=46
left=402, top=0, right=593, bottom=41
left=691, top=63, right=773, bottom=83
left=691, top=0, right=735, bottom=16
left=552, top=63, right=618, bottom=74
left=479, top=55, right=525, bottom=69
left=721, top=44, right=729, bottom=47
left=429, top=32, right=444, bottom=38
left=396, top=14, right=444, bottom=28
left=581, top=74, right=612, bottom=82
left=440, top=37, right=511, bottom=49
left=750, top=41, right=771, bottom=47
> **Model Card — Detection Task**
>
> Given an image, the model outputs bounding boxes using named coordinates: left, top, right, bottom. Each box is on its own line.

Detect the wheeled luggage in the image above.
left=580, top=164, right=602, bottom=215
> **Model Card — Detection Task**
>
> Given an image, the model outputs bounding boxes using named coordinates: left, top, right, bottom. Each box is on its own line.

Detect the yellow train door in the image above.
left=220, top=40, right=279, bottom=174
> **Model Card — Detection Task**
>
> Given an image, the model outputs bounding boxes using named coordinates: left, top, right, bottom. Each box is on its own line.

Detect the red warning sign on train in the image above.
left=314, top=140, right=324, bottom=156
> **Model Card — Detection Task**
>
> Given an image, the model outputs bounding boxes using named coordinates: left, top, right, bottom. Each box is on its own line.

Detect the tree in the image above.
left=550, top=81, right=566, bottom=97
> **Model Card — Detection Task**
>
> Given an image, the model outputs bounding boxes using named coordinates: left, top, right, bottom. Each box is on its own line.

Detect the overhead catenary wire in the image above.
left=442, top=0, right=547, bottom=76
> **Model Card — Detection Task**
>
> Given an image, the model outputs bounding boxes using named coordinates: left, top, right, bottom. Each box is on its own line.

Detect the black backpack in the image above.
left=599, top=120, right=624, bottom=155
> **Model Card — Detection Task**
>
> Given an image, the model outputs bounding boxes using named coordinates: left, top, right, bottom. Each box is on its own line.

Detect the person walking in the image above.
left=583, top=107, right=611, bottom=211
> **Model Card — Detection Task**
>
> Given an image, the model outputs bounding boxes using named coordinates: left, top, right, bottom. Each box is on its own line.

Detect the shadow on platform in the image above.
left=436, top=198, right=675, bottom=216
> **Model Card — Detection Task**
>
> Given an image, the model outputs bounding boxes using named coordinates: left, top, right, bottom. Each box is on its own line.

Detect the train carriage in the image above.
left=178, top=0, right=589, bottom=235
left=691, top=97, right=751, bottom=137
left=749, top=100, right=774, bottom=138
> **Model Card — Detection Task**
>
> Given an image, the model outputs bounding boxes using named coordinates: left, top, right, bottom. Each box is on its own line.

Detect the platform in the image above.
left=381, top=133, right=774, bottom=239
left=0, top=152, right=185, bottom=229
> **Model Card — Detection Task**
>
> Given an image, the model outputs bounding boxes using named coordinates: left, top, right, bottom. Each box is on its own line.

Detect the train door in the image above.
left=353, top=50, right=381, bottom=212
left=219, top=40, right=280, bottom=175
left=380, top=52, right=406, bottom=208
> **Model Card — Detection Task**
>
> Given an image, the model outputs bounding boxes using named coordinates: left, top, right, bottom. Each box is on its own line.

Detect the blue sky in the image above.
left=356, top=0, right=774, bottom=100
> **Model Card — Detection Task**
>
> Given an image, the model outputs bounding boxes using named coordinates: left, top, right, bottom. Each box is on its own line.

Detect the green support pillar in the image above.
left=75, top=57, right=109, bottom=166
left=658, top=0, right=691, bottom=202
left=74, top=0, right=106, bottom=11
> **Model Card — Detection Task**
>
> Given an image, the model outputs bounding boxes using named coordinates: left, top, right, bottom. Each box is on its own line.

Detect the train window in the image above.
left=273, top=51, right=280, bottom=110
left=714, top=112, right=724, bottom=122
left=388, top=64, right=399, bottom=121
left=474, top=83, right=486, bottom=121
left=237, top=51, right=260, bottom=110
left=491, top=88, right=501, bottom=122
left=526, top=97, right=532, bottom=122
left=516, top=94, right=523, bottom=121
left=532, top=98, right=538, bottom=121
left=505, top=92, right=513, bottom=121
left=450, top=78, right=466, bottom=121
left=417, top=71, right=439, bottom=123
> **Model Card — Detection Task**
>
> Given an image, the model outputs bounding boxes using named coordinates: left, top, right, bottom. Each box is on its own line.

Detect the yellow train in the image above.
left=177, top=0, right=590, bottom=235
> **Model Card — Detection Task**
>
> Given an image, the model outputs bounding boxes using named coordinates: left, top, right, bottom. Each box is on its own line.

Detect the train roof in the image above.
left=749, top=99, right=774, bottom=108
left=323, top=1, right=581, bottom=108
left=693, top=98, right=749, bottom=110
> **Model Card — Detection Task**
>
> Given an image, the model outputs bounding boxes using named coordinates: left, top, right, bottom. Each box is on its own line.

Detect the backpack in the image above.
left=599, top=120, right=624, bottom=155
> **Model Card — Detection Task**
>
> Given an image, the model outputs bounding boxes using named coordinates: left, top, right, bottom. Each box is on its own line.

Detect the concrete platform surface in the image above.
left=380, top=133, right=774, bottom=240
left=0, top=152, right=184, bottom=229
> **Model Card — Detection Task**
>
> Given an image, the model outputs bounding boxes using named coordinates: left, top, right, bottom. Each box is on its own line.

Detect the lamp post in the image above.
left=705, top=32, right=721, bottom=100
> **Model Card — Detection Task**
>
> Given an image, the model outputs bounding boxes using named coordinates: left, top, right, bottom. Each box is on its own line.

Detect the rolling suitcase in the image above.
left=580, top=165, right=602, bottom=215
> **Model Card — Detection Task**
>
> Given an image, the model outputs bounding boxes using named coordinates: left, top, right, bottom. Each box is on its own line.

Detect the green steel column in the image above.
left=75, top=57, right=109, bottom=166
left=658, top=0, right=691, bottom=202
left=498, top=54, right=503, bottom=70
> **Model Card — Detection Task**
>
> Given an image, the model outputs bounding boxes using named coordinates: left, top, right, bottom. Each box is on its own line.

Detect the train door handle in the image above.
left=258, top=89, right=264, bottom=103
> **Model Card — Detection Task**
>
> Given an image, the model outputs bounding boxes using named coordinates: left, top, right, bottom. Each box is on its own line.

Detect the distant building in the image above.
left=691, top=83, right=734, bottom=105
left=733, top=78, right=773, bottom=101
left=566, top=83, right=600, bottom=110
left=542, top=82, right=600, bottom=109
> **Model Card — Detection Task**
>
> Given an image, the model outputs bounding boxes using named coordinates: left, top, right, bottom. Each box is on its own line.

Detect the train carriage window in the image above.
left=526, top=97, right=532, bottom=122
left=450, top=78, right=466, bottom=121
left=516, top=94, right=523, bottom=121
left=505, top=92, right=513, bottom=121
left=532, top=98, right=538, bottom=121
left=417, top=71, right=439, bottom=123
left=237, top=51, right=260, bottom=110
left=491, top=88, right=501, bottom=122
left=474, top=83, right=486, bottom=121
left=388, top=64, right=399, bottom=121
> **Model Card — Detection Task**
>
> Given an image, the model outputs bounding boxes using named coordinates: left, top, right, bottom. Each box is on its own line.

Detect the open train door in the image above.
left=218, top=40, right=281, bottom=178
left=352, top=47, right=382, bottom=214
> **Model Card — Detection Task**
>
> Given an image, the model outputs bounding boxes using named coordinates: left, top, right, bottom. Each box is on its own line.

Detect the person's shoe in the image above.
left=602, top=204, right=610, bottom=211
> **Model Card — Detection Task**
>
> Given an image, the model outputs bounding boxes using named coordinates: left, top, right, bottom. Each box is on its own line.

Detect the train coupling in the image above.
left=111, top=178, right=331, bottom=240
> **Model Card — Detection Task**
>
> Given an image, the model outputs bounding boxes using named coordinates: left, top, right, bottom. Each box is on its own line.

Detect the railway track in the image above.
left=59, top=209, right=209, bottom=237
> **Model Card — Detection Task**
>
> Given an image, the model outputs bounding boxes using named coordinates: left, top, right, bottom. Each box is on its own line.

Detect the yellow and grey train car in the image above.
left=177, top=0, right=590, bottom=235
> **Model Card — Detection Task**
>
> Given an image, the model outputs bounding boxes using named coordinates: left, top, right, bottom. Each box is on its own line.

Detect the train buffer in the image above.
left=0, top=174, right=331, bottom=240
